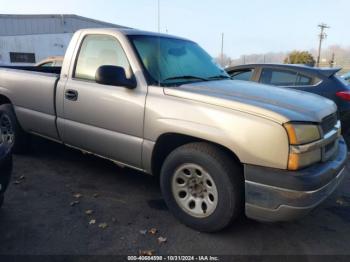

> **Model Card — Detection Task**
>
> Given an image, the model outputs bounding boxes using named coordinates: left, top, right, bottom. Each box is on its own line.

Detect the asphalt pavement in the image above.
left=1, top=137, right=350, bottom=256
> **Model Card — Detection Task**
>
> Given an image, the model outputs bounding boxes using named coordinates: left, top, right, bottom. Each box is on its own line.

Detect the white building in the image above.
left=0, top=14, right=127, bottom=65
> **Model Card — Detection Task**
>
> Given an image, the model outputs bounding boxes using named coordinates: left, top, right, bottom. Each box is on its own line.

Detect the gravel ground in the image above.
left=0, top=137, right=350, bottom=256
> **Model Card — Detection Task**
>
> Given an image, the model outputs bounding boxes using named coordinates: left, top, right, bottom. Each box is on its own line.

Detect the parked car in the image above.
left=342, top=72, right=350, bottom=84
left=0, top=29, right=346, bottom=232
left=35, top=56, right=64, bottom=67
left=0, top=114, right=13, bottom=208
left=226, top=64, right=350, bottom=144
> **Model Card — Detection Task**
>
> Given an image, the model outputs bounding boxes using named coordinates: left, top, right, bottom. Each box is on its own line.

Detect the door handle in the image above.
left=65, top=89, right=78, bottom=101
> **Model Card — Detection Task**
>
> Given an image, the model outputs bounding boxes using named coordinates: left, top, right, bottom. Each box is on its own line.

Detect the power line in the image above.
left=316, top=23, right=330, bottom=67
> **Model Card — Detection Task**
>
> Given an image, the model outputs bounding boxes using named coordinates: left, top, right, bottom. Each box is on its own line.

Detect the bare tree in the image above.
left=215, top=53, right=233, bottom=68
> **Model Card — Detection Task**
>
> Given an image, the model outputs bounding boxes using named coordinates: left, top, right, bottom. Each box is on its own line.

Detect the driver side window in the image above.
left=74, top=35, right=130, bottom=81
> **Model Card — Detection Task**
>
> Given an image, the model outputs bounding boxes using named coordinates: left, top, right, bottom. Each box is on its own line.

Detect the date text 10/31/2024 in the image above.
left=127, top=255, right=220, bottom=261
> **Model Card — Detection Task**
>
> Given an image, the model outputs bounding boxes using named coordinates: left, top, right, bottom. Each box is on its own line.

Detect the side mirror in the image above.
left=95, top=65, right=137, bottom=89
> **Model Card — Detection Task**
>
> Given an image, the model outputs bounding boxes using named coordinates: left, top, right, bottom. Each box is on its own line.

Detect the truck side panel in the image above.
left=0, top=69, right=59, bottom=140
left=144, top=86, right=290, bottom=170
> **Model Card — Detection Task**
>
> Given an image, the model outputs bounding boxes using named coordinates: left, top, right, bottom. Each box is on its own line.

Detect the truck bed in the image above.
left=0, top=66, right=60, bottom=140
left=0, top=66, right=61, bottom=75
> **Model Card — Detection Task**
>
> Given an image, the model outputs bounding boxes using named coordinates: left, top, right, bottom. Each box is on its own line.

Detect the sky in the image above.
left=1, top=0, right=349, bottom=58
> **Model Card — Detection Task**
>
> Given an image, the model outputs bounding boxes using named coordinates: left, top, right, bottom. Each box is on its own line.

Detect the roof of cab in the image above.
left=77, top=27, right=191, bottom=41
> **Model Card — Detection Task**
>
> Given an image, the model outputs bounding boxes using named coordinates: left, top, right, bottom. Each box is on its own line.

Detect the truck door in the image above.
left=60, top=34, right=146, bottom=168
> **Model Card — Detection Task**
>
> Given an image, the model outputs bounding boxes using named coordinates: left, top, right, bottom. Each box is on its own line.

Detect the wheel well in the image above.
left=0, top=95, right=11, bottom=105
left=151, top=133, right=242, bottom=177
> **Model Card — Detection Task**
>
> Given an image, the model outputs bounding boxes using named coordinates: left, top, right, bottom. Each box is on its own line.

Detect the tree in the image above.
left=215, top=54, right=233, bottom=68
left=284, top=51, right=316, bottom=66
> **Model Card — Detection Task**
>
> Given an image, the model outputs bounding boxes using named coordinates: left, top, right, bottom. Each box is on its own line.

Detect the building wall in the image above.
left=0, top=14, right=126, bottom=36
left=0, top=33, right=73, bottom=65
left=0, top=14, right=128, bottom=66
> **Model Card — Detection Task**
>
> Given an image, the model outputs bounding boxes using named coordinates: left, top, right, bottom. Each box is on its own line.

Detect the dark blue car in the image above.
left=0, top=132, right=12, bottom=208
left=226, top=64, right=350, bottom=144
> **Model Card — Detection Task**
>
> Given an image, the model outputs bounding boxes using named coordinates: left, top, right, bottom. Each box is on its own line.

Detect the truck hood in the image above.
left=164, top=80, right=337, bottom=124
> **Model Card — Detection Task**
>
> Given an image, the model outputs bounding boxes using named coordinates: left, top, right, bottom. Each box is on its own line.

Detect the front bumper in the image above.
left=0, top=144, right=12, bottom=195
left=245, top=138, right=347, bottom=222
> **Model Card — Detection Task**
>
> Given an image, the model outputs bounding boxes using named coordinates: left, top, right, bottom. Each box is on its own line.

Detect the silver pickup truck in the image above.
left=0, top=28, right=347, bottom=232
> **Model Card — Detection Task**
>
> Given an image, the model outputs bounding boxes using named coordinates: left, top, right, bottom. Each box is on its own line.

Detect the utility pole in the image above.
left=157, top=0, right=161, bottom=33
left=316, top=23, right=330, bottom=67
left=330, top=52, right=335, bottom=68
left=221, top=33, right=224, bottom=67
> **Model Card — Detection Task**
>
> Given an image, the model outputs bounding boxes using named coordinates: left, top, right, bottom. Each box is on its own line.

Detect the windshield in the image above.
left=128, top=35, right=229, bottom=86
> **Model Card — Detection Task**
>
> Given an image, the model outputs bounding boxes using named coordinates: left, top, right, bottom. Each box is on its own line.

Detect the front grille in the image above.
left=321, top=113, right=338, bottom=134
left=320, top=113, right=339, bottom=162
left=325, top=140, right=336, bottom=153
left=323, top=139, right=339, bottom=162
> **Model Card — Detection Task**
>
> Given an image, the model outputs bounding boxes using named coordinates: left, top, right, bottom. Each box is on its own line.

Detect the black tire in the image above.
left=160, top=142, right=244, bottom=232
left=0, top=103, right=29, bottom=153
left=0, top=194, right=4, bottom=208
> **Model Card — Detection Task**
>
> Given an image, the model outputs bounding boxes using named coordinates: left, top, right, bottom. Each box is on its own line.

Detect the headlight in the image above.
left=284, top=123, right=321, bottom=145
left=284, top=123, right=322, bottom=170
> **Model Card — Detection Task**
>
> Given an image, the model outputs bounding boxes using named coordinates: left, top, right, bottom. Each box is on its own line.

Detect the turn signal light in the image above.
left=288, top=149, right=322, bottom=171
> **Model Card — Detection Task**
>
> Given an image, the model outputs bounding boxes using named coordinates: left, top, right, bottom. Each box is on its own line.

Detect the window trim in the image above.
left=72, top=34, right=133, bottom=83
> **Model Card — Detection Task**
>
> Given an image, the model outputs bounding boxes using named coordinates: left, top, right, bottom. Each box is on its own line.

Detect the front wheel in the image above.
left=160, top=142, right=244, bottom=232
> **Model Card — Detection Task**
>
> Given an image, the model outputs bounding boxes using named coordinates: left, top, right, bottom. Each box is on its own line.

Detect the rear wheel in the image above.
left=0, top=104, right=29, bottom=153
left=160, top=142, right=243, bottom=232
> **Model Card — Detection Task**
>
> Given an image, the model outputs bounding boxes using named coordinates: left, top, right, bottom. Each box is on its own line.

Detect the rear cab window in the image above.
left=41, top=62, right=54, bottom=67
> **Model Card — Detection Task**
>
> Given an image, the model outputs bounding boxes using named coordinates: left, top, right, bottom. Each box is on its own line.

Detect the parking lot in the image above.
left=1, top=136, right=350, bottom=256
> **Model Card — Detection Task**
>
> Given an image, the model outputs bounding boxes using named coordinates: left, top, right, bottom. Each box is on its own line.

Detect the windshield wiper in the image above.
left=207, top=75, right=231, bottom=80
left=162, top=75, right=209, bottom=82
